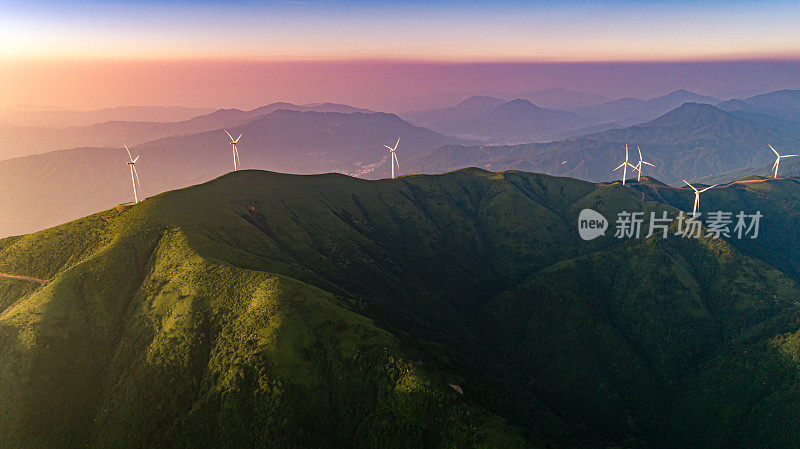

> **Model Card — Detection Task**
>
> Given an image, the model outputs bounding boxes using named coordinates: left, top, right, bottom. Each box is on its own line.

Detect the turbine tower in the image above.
left=225, top=130, right=242, bottom=171
left=768, top=144, right=798, bottom=178
left=682, top=179, right=717, bottom=217
left=633, top=145, right=655, bottom=181
left=124, top=144, right=141, bottom=204
left=382, top=138, right=400, bottom=179
left=613, top=144, right=637, bottom=185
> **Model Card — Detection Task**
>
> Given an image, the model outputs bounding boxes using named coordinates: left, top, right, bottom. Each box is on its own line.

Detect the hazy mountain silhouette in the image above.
left=0, top=102, right=374, bottom=161
left=408, top=103, right=798, bottom=184
left=0, top=110, right=461, bottom=236
left=516, top=87, right=609, bottom=109
left=400, top=95, right=506, bottom=129
left=407, top=97, right=603, bottom=143
left=0, top=105, right=214, bottom=128
left=717, top=89, right=800, bottom=121
left=574, top=89, right=720, bottom=124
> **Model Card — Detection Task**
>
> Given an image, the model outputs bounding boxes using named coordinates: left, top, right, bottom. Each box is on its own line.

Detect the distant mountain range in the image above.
left=2, top=88, right=799, bottom=237
left=0, top=102, right=374, bottom=160
left=400, top=89, right=725, bottom=144
left=571, top=89, right=721, bottom=125
left=402, top=96, right=607, bottom=143
left=0, top=109, right=461, bottom=237
left=407, top=102, right=799, bottom=184
left=717, top=89, right=800, bottom=121
left=515, top=87, right=610, bottom=109
left=388, top=87, right=607, bottom=111
left=0, top=105, right=214, bottom=128
left=5, top=169, right=800, bottom=448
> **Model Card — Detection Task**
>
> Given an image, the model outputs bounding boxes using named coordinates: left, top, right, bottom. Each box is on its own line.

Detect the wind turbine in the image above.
left=768, top=144, right=798, bottom=178
left=613, top=144, right=637, bottom=185
left=382, top=138, right=400, bottom=179
left=224, top=130, right=242, bottom=171
left=682, top=180, right=717, bottom=217
left=633, top=145, right=655, bottom=181
left=124, top=144, right=141, bottom=204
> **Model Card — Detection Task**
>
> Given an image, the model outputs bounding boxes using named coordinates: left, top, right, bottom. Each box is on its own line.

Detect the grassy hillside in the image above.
left=3, top=169, right=800, bottom=448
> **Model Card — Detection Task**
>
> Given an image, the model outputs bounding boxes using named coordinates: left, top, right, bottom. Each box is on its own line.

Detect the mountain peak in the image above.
left=644, top=102, right=731, bottom=127
left=501, top=98, right=543, bottom=110
left=455, top=95, right=505, bottom=108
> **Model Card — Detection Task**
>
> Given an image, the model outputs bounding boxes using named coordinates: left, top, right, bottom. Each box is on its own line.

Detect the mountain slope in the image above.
left=409, top=103, right=800, bottom=184
left=0, top=110, right=461, bottom=237
left=0, top=210, right=528, bottom=448
left=4, top=169, right=800, bottom=447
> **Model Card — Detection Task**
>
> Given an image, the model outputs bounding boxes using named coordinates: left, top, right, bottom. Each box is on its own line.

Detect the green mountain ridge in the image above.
left=3, top=169, right=800, bottom=448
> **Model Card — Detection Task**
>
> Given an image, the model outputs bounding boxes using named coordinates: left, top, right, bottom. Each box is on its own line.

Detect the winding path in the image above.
left=0, top=273, right=47, bottom=284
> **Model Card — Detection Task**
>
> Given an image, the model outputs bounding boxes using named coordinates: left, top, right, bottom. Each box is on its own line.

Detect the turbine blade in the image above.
left=224, top=129, right=235, bottom=142
left=382, top=145, right=393, bottom=151
left=698, top=185, right=717, bottom=193
left=643, top=161, right=655, bottom=167
left=682, top=179, right=698, bottom=192
left=235, top=133, right=242, bottom=143
left=393, top=152, right=399, bottom=170
left=769, top=144, right=780, bottom=156
left=124, top=144, right=133, bottom=161
left=613, top=163, right=625, bottom=171
left=394, top=137, right=400, bottom=150
left=132, top=155, right=139, bottom=163
left=637, top=145, right=643, bottom=160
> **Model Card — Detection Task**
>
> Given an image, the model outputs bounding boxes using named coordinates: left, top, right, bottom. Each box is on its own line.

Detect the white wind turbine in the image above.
left=613, top=144, right=637, bottom=185
left=682, top=180, right=717, bottom=217
left=224, top=130, right=242, bottom=171
left=382, top=138, right=400, bottom=179
left=768, top=144, right=798, bottom=178
left=124, top=144, right=141, bottom=204
left=633, top=145, right=655, bottom=181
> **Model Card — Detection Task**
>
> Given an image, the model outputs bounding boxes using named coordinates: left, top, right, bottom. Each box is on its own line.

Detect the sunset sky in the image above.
left=2, top=0, right=799, bottom=110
